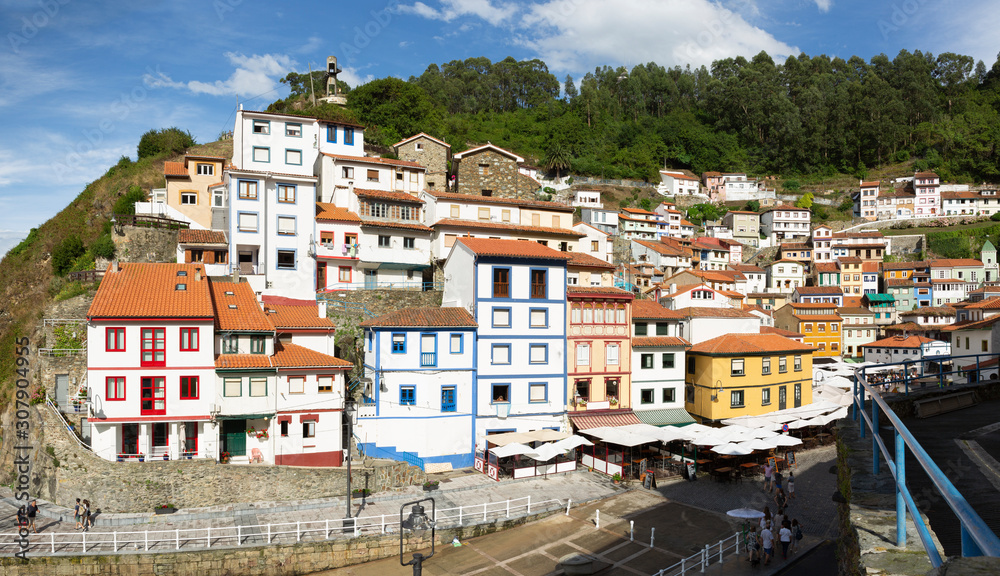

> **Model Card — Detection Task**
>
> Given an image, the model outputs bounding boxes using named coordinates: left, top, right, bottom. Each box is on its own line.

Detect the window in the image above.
left=140, top=377, right=166, bottom=415
left=221, top=334, right=238, bottom=354
left=367, top=169, right=379, bottom=182
left=180, top=376, right=199, bottom=399
left=106, top=328, right=125, bottom=352
left=285, top=149, right=302, bottom=165
left=377, top=235, right=391, bottom=248
left=502, top=209, right=511, bottom=222
left=249, top=377, right=267, bottom=397
left=688, top=357, right=696, bottom=374
left=662, top=388, right=675, bottom=403
left=277, top=249, right=295, bottom=269
left=390, top=333, right=406, bottom=353
left=530, top=269, right=547, bottom=299
left=196, top=163, right=214, bottom=175
left=575, top=379, right=590, bottom=401
left=492, top=384, right=510, bottom=403
left=327, top=125, right=337, bottom=142
left=606, top=343, right=619, bottom=365
left=641, top=353, right=654, bottom=369
left=662, top=353, right=675, bottom=369
left=491, top=344, right=510, bottom=364
left=403, top=237, right=415, bottom=249
left=141, top=328, right=165, bottom=366
left=594, top=307, right=605, bottom=324
left=493, top=268, right=510, bottom=298
left=478, top=163, right=490, bottom=175
left=582, top=306, right=593, bottom=324
left=181, top=192, right=197, bottom=205
left=450, top=333, right=463, bottom=354
left=250, top=335, right=266, bottom=354
left=441, top=386, right=457, bottom=411
left=289, top=376, right=304, bottom=394
left=779, top=356, right=787, bottom=373
left=730, top=390, right=745, bottom=408
left=238, top=180, right=258, bottom=199
left=635, top=324, right=648, bottom=336
left=285, top=123, right=301, bottom=137
left=762, top=387, right=771, bottom=405
left=342, top=166, right=354, bottom=179
left=237, top=212, right=258, bottom=232
left=832, top=324, right=839, bottom=333
left=280, top=421, right=289, bottom=437
left=106, top=377, right=125, bottom=401
left=303, top=421, right=316, bottom=438
left=317, top=375, right=333, bottom=393
left=420, top=333, right=436, bottom=367
left=450, top=204, right=460, bottom=218
left=223, top=377, right=241, bottom=397
left=731, top=358, right=745, bottom=376
left=762, top=357, right=771, bottom=375
left=275, top=215, right=297, bottom=236
left=492, top=308, right=511, bottom=327
left=252, top=147, right=270, bottom=163
left=984, top=340, right=989, bottom=353
left=339, top=266, right=351, bottom=283
left=277, top=184, right=296, bottom=203
left=252, top=119, right=269, bottom=134
left=576, top=343, right=590, bottom=365
left=529, top=344, right=547, bottom=364
left=344, top=128, right=354, bottom=145
left=794, top=355, right=802, bottom=371
left=803, top=323, right=812, bottom=333
left=395, top=385, right=416, bottom=405
left=528, top=382, right=546, bottom=403
left=818, top=324, right=826, bottom=333
left=605, top=378, right=619, bottom=399
left=478, top=207, right=490, bottom=220
left=530, top=308, right=547, bottom=328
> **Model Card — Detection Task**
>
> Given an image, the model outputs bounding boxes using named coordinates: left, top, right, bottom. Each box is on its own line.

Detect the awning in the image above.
left=568, top=410, right=642, bottom=430
left=486, top=429, right=570, bottom=447
left=371, top=261, right=431, bottom=271
left=866, top=294, right=895, bottom=303
left=216, top=413, right=275, bottom=420
left=634, top=408, right=696, bottom=427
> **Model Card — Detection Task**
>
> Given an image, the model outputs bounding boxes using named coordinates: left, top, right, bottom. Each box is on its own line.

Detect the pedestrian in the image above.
left=74, top=498, right=83, bottom=530
left=774, top=507, right=785, bottom=532
left=788, top=472, right=796, bottom=500
left=15, top=506, right=27, bottom=529
left=82, top=499, right=91, bottom=532
left=774, top=487, right=788, bottom=510
left=774, top=470, right=784, bottom=493
left=26, top=499, right=38, bottom=533
left=760, top=524, right=774, bottom=565
left=779, top=519, right=792, bottom=560
left=792, top=519, right=803, bottom=552
left=763, top=462, right=774, bottom=492
left=760, top=505, right=771, bottom=530
left=746, top=525, right=761, bottom=566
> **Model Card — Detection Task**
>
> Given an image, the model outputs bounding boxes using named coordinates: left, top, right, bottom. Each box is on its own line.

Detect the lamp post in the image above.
left=400, top=497, right=435, bottom=576
left=344, top=397, right=356, bottom=531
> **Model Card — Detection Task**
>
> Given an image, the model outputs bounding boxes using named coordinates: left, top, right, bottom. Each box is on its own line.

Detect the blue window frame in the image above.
left=344, top=128, right=354, bottom=145
left=492, top=307, right=511, bottom=328
left=528, top=382, right=547, bottom=403
left=276, top=248, right=296, bottom=270
left=529, top=344, right=548, bottom=364
left=441, top=386, right=456, bottom=412
left=391, top=333, right=405, bottom=353
left=400, top=386, right=415, bottom=406
left=252, top=146, right=270, bottom=163
left=420, top=333, right=437, bottom=367
left=285, top=122, right=302, bottom=137
left=326, top=125, right=337, bottom=143
left=491, top=383, right=510, bottom=404
left=367, top=332, right=373, bottom=352
left=276, top=214, right=296, bottom=236
left=284, top=148, right=302, bottom=165
left=528, top=308, right=548, bottom=328
left=491, top=344, right=511, bottom=365
left=449, top=333, right=463, bottom=354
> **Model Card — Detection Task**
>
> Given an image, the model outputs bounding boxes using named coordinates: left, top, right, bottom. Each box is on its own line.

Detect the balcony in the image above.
left=420, top=352, right=436, bottom=367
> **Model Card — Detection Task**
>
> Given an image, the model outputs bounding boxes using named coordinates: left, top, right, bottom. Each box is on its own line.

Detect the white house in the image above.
left=861, top=335, right=950, bottom=364
left=675, top=307, right=762, bottom=345
left=659, top=283, right=733, bottom=310
left=729, top=264, right=767, bottom=295
left=176, top=229, right=229, bottom=277
left=859, top=181, right=879, bottom=220
left=658, top=170, right=702, bottom=196
left=631, top=336, right=693, bottom=427
left=580, top=207, right=619, bottom=235
left=357, top=307, right=478, bottom=471
left=760, top=205, right=811, bottom=244
left=573, top=222, right=614, bottom=264
left=913, top=171, right=941, bottom=216
left=768, top=260, right=806, bottom=293
left=314, top=203, right=362, bottom=291
left=812, top=225, right=834, bottom=262
left=572, top=190, right=604, bottom=208
left=442, top=238, right=569, bottom=441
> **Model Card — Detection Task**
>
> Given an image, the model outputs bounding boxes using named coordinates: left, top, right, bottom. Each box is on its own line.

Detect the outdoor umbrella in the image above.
left=749, top=428, right=779, bottom=439
left=711, top=443, right=753, bottom=456
left=737, top=438, right=775, bottom=452
left=552, top=435, right=594, bottom=451
left=727, top=508, right=765, bottom=519
left=693, top=435, right=727, bottom=447
left=766, top=435, right=803, bottom=448
left=490, top=442, right=535, bottom=458
left=526, top=442, right=566, bottom=462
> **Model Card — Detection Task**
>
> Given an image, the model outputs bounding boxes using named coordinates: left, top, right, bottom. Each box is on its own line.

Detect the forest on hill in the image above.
left=269, top=50, right=1000, bottom=185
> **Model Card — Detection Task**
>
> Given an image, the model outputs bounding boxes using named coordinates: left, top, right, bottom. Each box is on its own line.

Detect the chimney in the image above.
left=232, top=266, right=240, bottom=283
left=195, top=268, right=202, bottom=282
left=317, top=300, right=327, bottom=319
left=669, top=283, right=677, bottom=294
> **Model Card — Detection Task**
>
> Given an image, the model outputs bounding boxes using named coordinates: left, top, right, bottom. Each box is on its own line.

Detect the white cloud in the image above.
left=399, top=40, right=412, bottom=48
left=339, top=66, right=375, bottom=89
left=144, top=52, right=296, bottom=99
left=814, top=0, right=832, bottom=12
left=516, top=0, right=799, bottom=71
left=397, top=0, right=516, bottom=25
left=297, top=36, right=324, bottom=54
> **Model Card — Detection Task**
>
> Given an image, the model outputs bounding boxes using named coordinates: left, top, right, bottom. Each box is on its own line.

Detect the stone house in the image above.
left=452, top=143, right=536, bottom=199
left=393, top=133, right=451, bottom=191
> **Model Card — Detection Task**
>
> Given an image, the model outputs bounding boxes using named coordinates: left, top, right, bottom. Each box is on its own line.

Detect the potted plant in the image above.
left=220, top=451, right=231, bottom=464
left=612, top=473, right=622, bottom=485
left=117, top=453, right=124, bottom=462
left=138, top=453, right=145, bottom=462
left=154, top=504, right=177, bottom=515
left=423, top=480, right=440, bottom=491
left=162, top=452, right=169, bottom=461
left=256, top=429, right=269, bottom=440
left=575, top=397, right=587, bottom=408
left=352, top=488, right=372, bottom=498
left=608, top=396, right=619, bottom=407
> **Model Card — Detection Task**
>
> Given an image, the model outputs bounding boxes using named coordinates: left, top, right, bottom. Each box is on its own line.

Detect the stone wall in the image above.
left=112, top=226, right=179, bottom=264
left=395, top=137, right=449, bottom=190
left=887, top=234, right=924, bottom=258
left=456, top=150, right=523, bottom=198
left=0, top=508, right=557, bottom=575
left=323, top=289, right=443, bottom=320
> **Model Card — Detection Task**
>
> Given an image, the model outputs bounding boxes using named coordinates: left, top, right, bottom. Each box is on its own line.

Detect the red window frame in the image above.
left=140, top=376, right=166, bottom=415
left=183, top=422, right=198, bottom=455
left=339, top=266, right=352, bottom=283
left=179, top=328, right=199, bottom=352
left=141, top=328, right=166, bottom=367
left=106, top=376, right=126, bottom=401
left=180, top=376, right=199, bottom=400
left=106, top=327, right=126, bottom=352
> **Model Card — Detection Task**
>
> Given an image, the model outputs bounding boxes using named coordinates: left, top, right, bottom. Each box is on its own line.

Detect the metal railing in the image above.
left=853, top=355, right=1000, bottom=566
left=38, top=348, right=86, bottom=357
left=66, top=269, right=104, bottom=282
left=112, top=213, right=190, bottom=229
left=359, top=444, right=426, bottom=470
left=319, top=281, right=443, bottom=292
left=42, top=318, right=87, bottom=327
left=45, top=398, right=92, bottom=453
left=316, top=298, right=374, bottom=318
left=0, top=496, right=560, bottom=556
left=653, top=532, right=740, bottom=576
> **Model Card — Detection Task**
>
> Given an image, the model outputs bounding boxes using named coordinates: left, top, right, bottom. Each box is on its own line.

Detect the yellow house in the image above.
left=685, top=333, right=813, bottom=423
left=164, top=155, right=228, bottom=229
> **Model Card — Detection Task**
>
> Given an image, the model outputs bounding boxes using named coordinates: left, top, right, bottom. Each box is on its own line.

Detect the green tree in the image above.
left=113, top=185, right=147, bottom=216
left=91, top=233, right=116, bottom=260
left=542, top=141, right=572, bottom=180
left=137, top=127, right=195, bottom=159
left=742, top=200, right=760, bottom=212
left=347, top=77, right=439, bottom=145
left=52, top=235, right=85, bottom=275
left=795, top=192, right=814, bottom=210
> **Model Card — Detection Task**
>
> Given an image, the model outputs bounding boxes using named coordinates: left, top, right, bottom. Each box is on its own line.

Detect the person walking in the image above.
left=760, top=506, right=772, bottom=530
left=761, top=524, right=774, bottom=566
left=774, top=487, right=788, bottom=510
left=74, top=498, right=83, bottom=530
left=26, top=500, right=38, bottom=533
left=746, top=525, right=761, bottom=566
left=779, top=519, right=792, bottom=560
left=82, top=499, right=91, bottom=532
left=791, top=519, right=803, bottom=553
left=763, top=462, right=774, bottom=492
left=788, top=471, right=796, bottom=500
left=774, top=470, right=784, bottom=494
left=15, top=506, right=27, bottom=529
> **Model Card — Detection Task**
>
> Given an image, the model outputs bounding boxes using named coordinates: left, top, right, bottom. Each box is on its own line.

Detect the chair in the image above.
left=250, top=448, right=264, bottom=464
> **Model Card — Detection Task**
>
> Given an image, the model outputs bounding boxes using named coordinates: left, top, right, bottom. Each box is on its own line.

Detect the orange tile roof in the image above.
left=929, top=259, right=984, bottom=268
left=566, top=252, right=615, bottom=269
left=177, top=229, right=227, bottom=244
left=360, top=307, right=477, bottom=328
left=316, top=203, right=361, bottom=223
left=163, top=161, right=188, bottom=176
left=795, top=286, right=843, bottom=295
left=814, top=263, right=839, bottom=273
left=633, top=240, right=691, bottom=258
left=792, top=314, right=843, bottom=322
left=263, top=303, right=336, bottom=329
left=914, top=171, right=939, bottom=178
left=965, top=297, right=1000, bottom=310
left=88, top=263, right=214, bottom=319
left=209, top=279, right=274, bottom=332
left=898, top=306, right=956, bottom=316
left=861, top=262, right=880, bottom=272
left=353, top=188, right=424, bottom=203
left=393, top=132, right=451, bottom=149
left=433, top=218, right=584, bottom=238
left=632, top=299, right=682, bottom=319
left=454, top=238, right=571, bottom=261
left=675, top=307, right=757, bottom=319
left=567, top=286, right=634, bottom=298
left=760, top=326, right=804, bottom=338
left=621, top=207, right=656, bottom=215
left=861, top=334, right=937, bottom=349
left=632, top=336, right=690, bottom=348
left=860, top=180, right=880, bottom=187
left=728, top=263, right=764, bottom=273
left=215, top=354, right=273, bottom=369
left=272, top=341, right=352, bottom=369
left=690, top=333, right=813, bottom=355
left=423, top=189, right=574, bottom=212
left=360, top=219, right=433, bottom=232
left=321, top=152, right=424, bottom=169
left=883, top=261, right=926, bottom=270
left=885, top=278, right=914, bottom=287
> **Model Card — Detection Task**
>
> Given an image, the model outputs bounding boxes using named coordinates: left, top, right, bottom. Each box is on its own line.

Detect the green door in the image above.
left=222, top=419, right=246, bottom=456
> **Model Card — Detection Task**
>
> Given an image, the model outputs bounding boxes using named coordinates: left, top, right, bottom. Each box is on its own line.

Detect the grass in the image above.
left=881, top=220, right=1000, bottom=236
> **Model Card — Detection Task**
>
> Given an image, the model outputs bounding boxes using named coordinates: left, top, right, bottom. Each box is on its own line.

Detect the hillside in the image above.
left=0, top=140, right=232, bottom=404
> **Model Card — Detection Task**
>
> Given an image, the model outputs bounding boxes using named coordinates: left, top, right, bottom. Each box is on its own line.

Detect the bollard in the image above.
left=145, top=530, right=148, bottom=551
left=735, top=531, right=740, bottom=554
left=507, top=499, right=510, bottom=518
left=630, top=520, right=634, bottom=541
left=718, top=539, right=724, bottom=563
left=651, top=527, right=655, bottom=548
left=681, top=558, right=685, bottom=574
left=238, top=525, right=242, bottom=547
left=566, top=499, right=572, bottom=515
left=176, top=529, right=180, bottom=550
left=596, top=509, right=600, bottom=529
left=207, top=526, right=211, bottom=548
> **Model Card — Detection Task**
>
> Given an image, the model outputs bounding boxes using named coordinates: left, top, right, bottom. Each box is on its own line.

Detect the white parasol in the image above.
left=526, top=443, right=566, bottom=462
left=737, top=438, right=775, bottom=452
left=711, top=442, right=753, bottom=456
left=551, top=435, right=594, bottom=451
left=766, top=435, right=803, bottom=448
left=490, top=442, right=535, bottom=458
left=727, top=508, right=765, bottom=519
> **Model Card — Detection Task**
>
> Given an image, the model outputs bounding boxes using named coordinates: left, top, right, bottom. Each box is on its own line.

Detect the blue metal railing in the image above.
left=853, top=353, right=1000, bottom=566
left=358, top=443, right=426, bottom=470
left=319, top=281, right=442, bottom=292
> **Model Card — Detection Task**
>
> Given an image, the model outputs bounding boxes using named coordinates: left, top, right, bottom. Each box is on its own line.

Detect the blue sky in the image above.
left=1, top=0, right=995, bottom=256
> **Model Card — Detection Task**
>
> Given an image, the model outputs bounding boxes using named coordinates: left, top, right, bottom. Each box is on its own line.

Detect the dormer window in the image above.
left=177, top=271, right=187, bottom=276
left=175, top=283, right=187, bottom=291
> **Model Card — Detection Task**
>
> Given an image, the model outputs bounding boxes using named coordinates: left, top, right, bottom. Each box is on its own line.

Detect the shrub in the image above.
left=991, top=213, right=1000, bottom=222
left=7, top=228, right=39, bottom=258
left=783, top=179, right=801, bottom=192
left=52, top=236, right=85, bottom=275
left=137, top=127, right=196, bottom=159
left=91, top=233, right=116, bottom=260
left=113, top=185, right=148, bottom=216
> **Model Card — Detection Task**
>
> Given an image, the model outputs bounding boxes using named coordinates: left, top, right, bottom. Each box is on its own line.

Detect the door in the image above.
left=152, top=422, right=168, bottom=457
left=316, top=262, right=326, bottom=291
left=239, top=251, right=254, bottom=275
left=55, top=374, right=69, bottom=410
left=364, top=269, right=377, bottom=289
left=778, top=386, right=787, bottom=410
left=121, top=423, right=139, bottom=456
left=222, top=419, right=246, bottom=456
left=794, top=383, right=802, bottom=408
left=80, top=417, right=92, bottom=447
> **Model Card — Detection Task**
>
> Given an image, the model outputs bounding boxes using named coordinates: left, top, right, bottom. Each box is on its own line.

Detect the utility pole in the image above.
left=307, top=63, right=317, bottom=106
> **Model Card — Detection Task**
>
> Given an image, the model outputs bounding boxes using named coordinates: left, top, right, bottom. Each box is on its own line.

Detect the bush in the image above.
left=91, top=233, right=116, bottom=259
left=52, top=236, right=85, bottom=275
left=137, top=127, right=196, bottom=159
left=7, top=228, right=39, bottom=258
left=991, top=213, right=1000, bottom=222
left=783, top=179, right=801, bottom=193
left=113, top=185, right=147, bottom=216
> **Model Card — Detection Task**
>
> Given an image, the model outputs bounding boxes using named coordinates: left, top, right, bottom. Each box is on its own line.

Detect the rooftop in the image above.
left=454, top=238, right=571, bottom=261
left=861, top=334, right=938, bottom=349
left=177, top=229, right=227, bottom=245
left=423, top=189, right=574, bottom=212
left=316, top=203, right=361, bottom=223
left=89, top=263, right=213, bottom=319
left=209, top=279, right=273, bottom=332
left=632, top=336, right=690, bottom=348
left=360, top=307, right=478, bottom=328
left=321, top=152, right=424, bottom=169
left=690, top=333, right=813, bottom=355
left=631, top=299, right=683, bottom=319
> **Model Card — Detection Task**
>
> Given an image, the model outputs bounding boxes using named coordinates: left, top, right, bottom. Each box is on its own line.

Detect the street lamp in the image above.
left=400, top=497, right=436, bottom=575
left=344, top=397, right=356, bottom=531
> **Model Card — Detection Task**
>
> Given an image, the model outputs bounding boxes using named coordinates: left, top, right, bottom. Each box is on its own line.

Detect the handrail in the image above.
left=653, top=531, right=740, bottom=576
left=853, top=358, right=1000, bottom=565
left=0, top=496, right=562, bottom=555
left=38, top=348, right=86, bottom=357
left=45, top=398, right=92, bottom=454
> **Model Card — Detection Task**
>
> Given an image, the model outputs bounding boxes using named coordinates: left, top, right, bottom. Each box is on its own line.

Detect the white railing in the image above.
left=42, top=318, right=87, bottom=327
left=45, top=398, right=92, bottom=453
left=0, top=496, right=563, bottom=556
left=652, top=532, right=741, bottom=576
left=38, top=348, right=86, bottom=357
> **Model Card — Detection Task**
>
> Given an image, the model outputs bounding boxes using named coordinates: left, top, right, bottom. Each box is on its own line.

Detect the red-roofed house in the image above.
left=859, top=180, right=880, bottom=220
left=658, top=170, right=701, bottom=196
left=760, top=205, right=811, bottom=243
left=392, top=132, right=451, bottom=191
left=176, top=229, right=229, bottom=276
left=315, top=203, right=363, bottom=291
left=913, top=171, right=941, bottom=216
left=861, top=334, right=949, bottom=364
